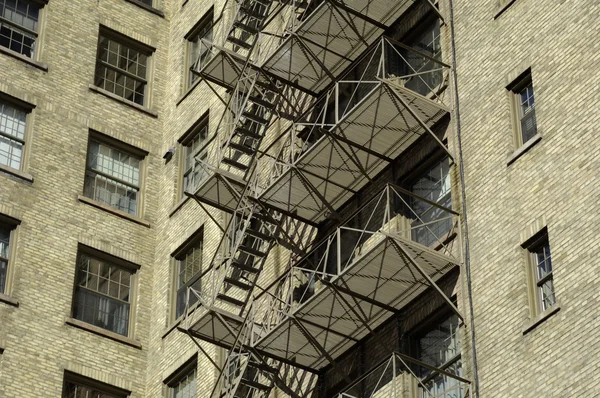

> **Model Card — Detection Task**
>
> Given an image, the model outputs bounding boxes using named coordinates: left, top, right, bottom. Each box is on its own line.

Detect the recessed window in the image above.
left=508, top=70, right=537, bottom=147
left=0, top=0, right=41, bottom=58
left=0, top=222, right=14, bottom=294
left=179, top=116, right=208, bottom=198
left=0, top=97, right=29, bottom=171
left=172, top=228, right=203, bottom=320
left=409, top=157, right=452, bottom=247
left=167, top=361, right=197, bottom=398
left=415, top=314, right=463, bottom=398
left=185, top=9, right=213, bottom=89
left=72, top=249, right=136, bottom=336
left=137, top=0, right=152, bottom=5
left=62, top=372, right=130, bottom=398
left=523, top=229, right=556, bottom=315
left=94, top=28, right=152, bottom=106
left=84, top=134, right=144, bottom=216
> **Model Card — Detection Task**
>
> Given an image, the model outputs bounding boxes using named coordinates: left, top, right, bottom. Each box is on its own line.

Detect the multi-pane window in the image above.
left=186, top=12, right=213, bottom=88
left=84, top=137, right=142, bottom=216
left=0, top=223, right=12, bottom=294
left=417, top=314, right=463, bottom=398
left=395, top=17, right=442, bottom=96
left=181, top=122, right=208, bottom=197
left=137, top=0, right=152, bottom=5
left=0, top=98, right=27, bottom=170
left=524, top=231, right=556, bottom=314
left=410, top=157, right=452, bottom=247
left=0, top=0, right=41, bottom=58
left=94, top=30, right=151, bottom=106
left=174, top=232, right=203, bottom=319
left=509, top=71, right=537, bottom=146
left=62, top=373, right=129, bottom=398
left=72, top=251, right=134, bottom=336
left=169, top=365, right=197, bottom=398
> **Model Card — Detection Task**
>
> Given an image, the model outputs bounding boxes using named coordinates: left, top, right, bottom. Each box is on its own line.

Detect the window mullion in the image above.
left=0, top=129, right=26, bottom=144
left=98, top=60, right=148, bottom=84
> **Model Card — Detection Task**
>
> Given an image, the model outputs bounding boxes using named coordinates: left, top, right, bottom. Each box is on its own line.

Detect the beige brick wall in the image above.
left=453, top=0, right=600, bottom=396
left=0, top=0, right=168, bottom=396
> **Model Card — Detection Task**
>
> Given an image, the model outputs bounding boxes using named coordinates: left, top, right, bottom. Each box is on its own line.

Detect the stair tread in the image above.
left=234, top=126, right=262, bottom=140
left=224, top=277, right=253, bottom=290
left=222, top=157, right=249, bottom=170
left=246, top=228, right=274, bottom=241
left=248, top=95, right=275, bottom=109
left=228, top=141, right=255, bottom=155
left=240, top=378, right=270, bottom=391
left=216, top=293, right=246, bottom=307
left=239, top=245, right=267, bottom=257
left=227, top=36, right=253, bottom=49
left=232, top=21, right=259, bottom=35
left=242, top=112, right=269, bottom=125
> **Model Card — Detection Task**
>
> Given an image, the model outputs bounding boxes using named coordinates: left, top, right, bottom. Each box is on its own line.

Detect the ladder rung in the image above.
left=239, top=245, right=267, bottom=258
left=227, top=36, right=253, bottom=49
left=216, top=293, right=246, bottom=307
left=242, top=112, right=268, bottom=125
left=224, top=277, right=253, bottom=290
left=228, top=142, right=255, bottom=155
left=222, top=157, right=249, bottom=171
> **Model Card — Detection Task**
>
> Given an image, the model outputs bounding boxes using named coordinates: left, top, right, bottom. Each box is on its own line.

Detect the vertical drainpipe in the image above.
left=447, top=0, right=480, bottom=396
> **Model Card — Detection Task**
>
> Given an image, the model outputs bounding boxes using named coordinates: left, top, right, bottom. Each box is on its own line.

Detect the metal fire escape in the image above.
left=180, top=0, right=473, bottom=398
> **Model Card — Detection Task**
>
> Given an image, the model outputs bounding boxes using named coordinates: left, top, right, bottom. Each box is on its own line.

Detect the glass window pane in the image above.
left=0, top=0, right=39, bottom=57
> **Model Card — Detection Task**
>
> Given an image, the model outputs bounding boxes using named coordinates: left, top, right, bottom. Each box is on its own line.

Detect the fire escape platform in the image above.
left=180, top=305, right=246, bottom=350
left=261, top=0, right=415, bottom=93
left=188, top=168, right=248, bottom=214
left=198, top=46, right=248, bottom=90
left=258, top=83, right=449, bottom=223
left=253, top=234, right=458, bottom=370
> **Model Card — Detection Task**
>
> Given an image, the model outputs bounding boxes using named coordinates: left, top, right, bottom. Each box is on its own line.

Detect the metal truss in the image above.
left=178, top=1, right=471, bottom=398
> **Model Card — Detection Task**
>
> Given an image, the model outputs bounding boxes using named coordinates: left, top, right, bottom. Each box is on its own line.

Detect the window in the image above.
left=137, top=0, right=152, bottom=5
left=84, top=134, right=143, bottom=216
left=72, top=249, right=136, bottom=336
left=172, top=228, right=203, bottom=320
left=523, top=229, right=556, bottom=315
left=166, top=360, right=197, bottom=398
left=94, top=28, right=152, bottom=106
left=185, top=10, right=213, bottom=89
left=62, top=372, right=129, bottom=398
left=416, top=314, right=463, bottom=398
left=0, top=0, right=41, bottom=58
left=509, top=71, right=537, bottom=146
left=179, top=116, right=208, bottom=197
left=0, top=222, right=14, bottom=294
left=0, top=97, right=28, bottom=171
left=410, top=157, right=452, bottom=247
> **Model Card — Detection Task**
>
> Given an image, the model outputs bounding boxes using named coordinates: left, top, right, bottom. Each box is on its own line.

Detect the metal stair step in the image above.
left=222, top=157, right=249, bottom=171
left=240, top=6, right=267, bottom=20
left=231, top=259, right=260, bottom=273
left=228, top=141, right=255, bottom=155
left=254, top=79, right=280, bottom=92
left=216, top=293, right=246, bottom=307
left=242, top=111, right=268, bottom=125
left=224, top=277, right=253, bottom=290
left=246, top=228, right=274, bottom=241
left=232, top=21, right=259, bottom=35
left=239, top=245, right=267, bottom=258
left=227, top=36, right=253, bottom=50
left=248, top=95, right=275, bottom=110
left=234, top=126, right=262, bottom=140
left=240, top=378, right=270, bottom=391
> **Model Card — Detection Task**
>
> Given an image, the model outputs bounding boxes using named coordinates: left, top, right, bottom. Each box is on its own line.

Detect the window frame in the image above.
left=83, top=131, right=147, bottom=218
left=177, top=113, right=209, bottom=199
left=71, top=245, right=139, bottom=338
left=94, top=27, right=154, bottom=107
left=522, top=228, right=556, bottom=318
left=508, top=69, right=537, bottom=148
left=62, top=371, right=130, bottom=398
left=184, top=8, right=213, bottom=91
left=0, top=213, right=20, bottom=297
left=170, top=226, right=204, bottom=323
left=0, top=0, right=46, bottom=60
left=0, top=93, right=34, bottom=174
left=164, top=355, right=198, bottom=398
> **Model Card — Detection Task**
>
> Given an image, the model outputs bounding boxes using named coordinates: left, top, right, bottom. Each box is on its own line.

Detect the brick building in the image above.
left=0, top=0, right=597, bottom=397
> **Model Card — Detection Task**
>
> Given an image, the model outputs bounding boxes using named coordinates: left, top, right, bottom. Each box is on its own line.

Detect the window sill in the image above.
left=494, top=0, right=517, bottom=19
left=88, top=85, right=158, bottom=118
left=124, top=0, right=165, bottom=17
left=507, top=133, right=542, bottom=166
left=0, top=46, right=48, bottom=71
left=78, top=195, right=151, bottom=228
left=0, top=292, right=19, bottom=307
left=522, top=305, right=561, bottom=335
left=65, top=317, right=142, bottom=349
left=0, top=164, right=34, bottom=183
left=176, top=79, right=202, bottom=106
left=169, top=195, right=191, bottom=217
